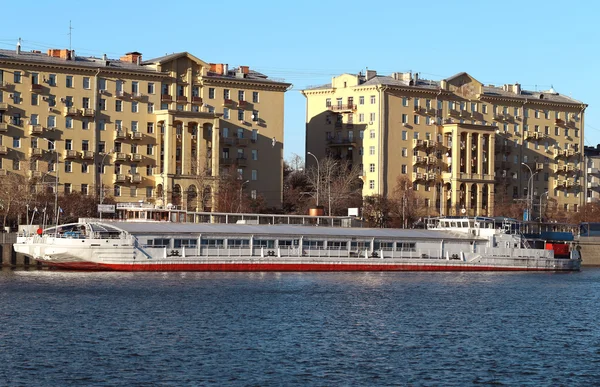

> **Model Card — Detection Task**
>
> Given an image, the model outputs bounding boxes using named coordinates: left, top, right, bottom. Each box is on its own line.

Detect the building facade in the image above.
left=303, top=70, right=587, bottom=218
left=0, top=45, right=289, bottom=211
left=584, top=146, right=600, bottom=205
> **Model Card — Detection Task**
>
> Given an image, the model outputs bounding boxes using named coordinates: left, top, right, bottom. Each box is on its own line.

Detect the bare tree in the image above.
left=0, top=172, right=30, bottom=229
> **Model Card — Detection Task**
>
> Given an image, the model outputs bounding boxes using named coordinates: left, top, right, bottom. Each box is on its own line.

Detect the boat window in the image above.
left=396, top=242, right=416, bottom=252
left=469, top=221, right=475, bottom=228
left=462, top=221, right=468, bottom=228
left=279, top=239, right=300, bottom=247
left=374, top=241, right=393, bottom=250
left=173, top=239, right=197, bottom=248
left=254, top=239, right=275, bottom=249
left=450, top=222, right=457, bottom=227
left=228, top=239, right=250, bottom=247
left=350, top=241, right=370, bottom=249
left=302, top=240, right=324, bottom=248
left=200, top=239, right=224, bottom=247
left=148, top=238, right=171, bottom=247
left=327, top=241, right=347, bottom=250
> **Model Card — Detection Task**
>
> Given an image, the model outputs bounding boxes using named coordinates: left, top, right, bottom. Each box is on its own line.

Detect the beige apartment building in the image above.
left=0, top=45, right=289, bottom=211
left=303, top=70, right=587, bottom=218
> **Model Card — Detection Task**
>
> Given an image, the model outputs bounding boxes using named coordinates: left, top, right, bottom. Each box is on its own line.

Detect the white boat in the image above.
left=13, top=215, right=581, bottom=271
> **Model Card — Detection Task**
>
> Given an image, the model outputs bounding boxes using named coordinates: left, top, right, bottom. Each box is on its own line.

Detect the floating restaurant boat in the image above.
left=13, top=212, right=581, bottom=271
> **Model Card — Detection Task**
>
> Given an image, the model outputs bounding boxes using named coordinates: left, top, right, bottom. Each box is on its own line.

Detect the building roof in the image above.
left=303, top=70, right=584, bottom=105
left=0, top=49, right=158, bottom=73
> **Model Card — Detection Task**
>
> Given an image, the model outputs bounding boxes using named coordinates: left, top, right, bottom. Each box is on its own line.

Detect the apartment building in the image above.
left=0, top=45, right=289, bottom=211
left=584, top=146, right=600, bottom=205
left=302, top=70, right=587, bottom=218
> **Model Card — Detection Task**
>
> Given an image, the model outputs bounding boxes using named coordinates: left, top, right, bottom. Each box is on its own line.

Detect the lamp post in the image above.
left=40, top=138, right=59, bottom=229
left=539, top=191, right=549, bottom=222
left=238, top=180, right=249, bottom=213
left=99, top=149, right=114, bottom=219
left=307, top=151, right=319, bottom=207
left=521, top=162, right=537, bottom=221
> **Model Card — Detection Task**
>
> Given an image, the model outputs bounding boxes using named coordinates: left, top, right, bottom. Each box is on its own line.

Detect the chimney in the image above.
left=413, top=72, right=419, bottom=85
left=240, top=65, right=249, bottom=75
left=401, top=72, right=412, bottom=82
left=514, top=82, right=521, bottom=95
left=120, top=52, right=142, bottom=64
left=223, top=64, right=229, bottom=75
left=365, top=68, right=377, bottom=81
left=16, top=38, right=21, bottom=55
left=102, top=53, right=107, bottom=61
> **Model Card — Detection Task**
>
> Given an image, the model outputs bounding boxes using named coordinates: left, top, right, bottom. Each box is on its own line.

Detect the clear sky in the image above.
left=1, top=0, right=598, bottom=162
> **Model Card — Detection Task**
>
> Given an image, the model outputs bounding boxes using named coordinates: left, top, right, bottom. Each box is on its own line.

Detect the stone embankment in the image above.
left=1, top=233, right=38, bottom=268
left=577, top=237, right=600, bottom=266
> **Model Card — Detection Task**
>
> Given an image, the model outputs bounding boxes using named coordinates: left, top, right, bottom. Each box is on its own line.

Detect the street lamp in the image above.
left=99, top=149, right=114, bottom=219
left=521, top=162, right=537, bottom=221
left=238, top=180, right=249, bottom=213
left=307, top=151, right=319, bottom=207
left=39, top=138, right=59, bottom=229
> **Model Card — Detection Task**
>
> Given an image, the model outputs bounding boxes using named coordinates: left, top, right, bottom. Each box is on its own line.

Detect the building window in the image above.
left=64, top=161, right=72, bottom=173
left=147, top=122, right=154, bottom=134
left=359, top=96, right=365, bottom=105
left=147, top=83, right=155, bottom=94
left=131, top=121, right=138, bottom=132
left=482, top=104, right=487, bottom=114
left=238, top=109, right=244, bottom=121
left=114, top=186, right=121, bottom=197
left=82, top=77, right=91, bottom=89
left=48, top=74, right=56, bottom=86
left=223, top=89, right=230, bottom=99
left=31, top=94, right=38, bottom=106
left=14, top=71, right=21, bottom=83
left=252, top=110, right=259, bottom=122
left=369, top=130, right=375, bottom=139
left=238, top=90, right=245, bottom=101
left=370, top=113, right=375, bottom=122
left=401, top=165, right=407, bottom=174
left=223, top=108, right=230, bottom=119
left=252, top=149, right=258, bottom=160
left=325, top=98, right=331, bottom=107
left=413, top=115, right=419, bottom=125
left=402, top=131, right=407, bottom=141
left=369, top=163, right=375, bottom=173
left=251, top=170, right=258, bottom=181
left=369, top=180, right=375, bottom=189
left=370, top=95, right=376, bottom=104
left=359, top=113, right=364, bottom=122
left=65, top=117, right=73, bottom=129
left=402, top=97, right=408, bottom=107
left=82, top=119, right=89, bottom=130
left=369, top=146, right=375, bottom=155
left=208, top=88, right=215, bottom=99
left=252, top=91, right=259, bottom=103
left=115, top=100, right=122, bottom=112
left=99, top=98, right=106, bottom=111
left=132, top=101, right=138, bottom=113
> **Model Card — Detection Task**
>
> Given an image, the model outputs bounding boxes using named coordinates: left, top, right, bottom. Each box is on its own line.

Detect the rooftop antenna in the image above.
left=68, top=20, right=73, bottom=51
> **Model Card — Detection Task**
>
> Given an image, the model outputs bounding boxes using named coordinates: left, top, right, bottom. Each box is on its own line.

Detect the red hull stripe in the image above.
left=39, top=261, right=572, bottom=272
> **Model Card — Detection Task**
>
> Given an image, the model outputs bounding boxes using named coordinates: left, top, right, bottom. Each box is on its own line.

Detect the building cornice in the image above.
left=201, top=76, right=290, bottom=92
left=479, top=94, right=585, bottom=110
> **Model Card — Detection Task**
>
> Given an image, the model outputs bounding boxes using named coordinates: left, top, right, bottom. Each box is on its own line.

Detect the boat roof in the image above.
left=99, top=221, right=478, bottom=241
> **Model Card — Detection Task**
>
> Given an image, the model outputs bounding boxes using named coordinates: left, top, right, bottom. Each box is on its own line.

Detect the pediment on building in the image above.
left=444, top=72, right=483, bottom=100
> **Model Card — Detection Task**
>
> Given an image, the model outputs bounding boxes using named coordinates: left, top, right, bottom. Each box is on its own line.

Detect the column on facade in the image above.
left=477, top=133, right=484, bottom=177
left=488, top=185, right=495, bottom=216
left=466, top=131, right=473, bottom=175
left=441, top=184, right=448, bottom=216
left=488, top=134, right=495, bottom=176
left=211, top=120, right=220, bottom=176
left=465, top=183, right=472, bottom=216
left=451, top=129, right=460, bottom=179
left=476, top=183, right=484, bottom=216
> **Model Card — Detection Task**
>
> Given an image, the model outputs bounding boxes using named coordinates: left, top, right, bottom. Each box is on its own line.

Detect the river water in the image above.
left=1, top=269, right=599, bottom=386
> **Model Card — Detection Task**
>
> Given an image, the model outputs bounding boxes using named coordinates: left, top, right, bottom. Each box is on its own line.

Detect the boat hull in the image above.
left=36, top=259, right=580, bottom=272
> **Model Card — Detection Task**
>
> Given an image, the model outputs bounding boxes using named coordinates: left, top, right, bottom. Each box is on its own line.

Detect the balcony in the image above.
left=555, top=118, right=565, bottom=126
left=554, top=180, right=566, bottom=188
left=238, top=100, right=249, bottom=109
left=222, top=137, right=235, bottom=146
left=115, top=130, right=128, bottom=140
left=191, top=96, right=203, bottom=104
left=236, top=157, right=248, bottom=167
left=81, top=108, right=95, bottom=117
left=176, top=95, right=188, bottom=103
left=413, top=155, right=426, bottom=165
left=588, top=167, right=599, bottom=175
left=426, top=156, right=438, bottom=165
left=0, top=123, right=7, bottom=132
left=588, top=181, right=599, bottom=189
left=28, top=170, right=43, bottom=179
left=116, top=91, right=128, bottom=99
left=63, top=107, right=80, bottom=117
left=554, top=149, right=565, bottom=158
left=30, top=84, right=44, bottom=93
left=0, top=102, right=7, bottom=111
left=554, top=165, right=567, bottom=173
left=29, top=124, right=44, bottom=136
left=0, top=82, right=12, bottom=91
left=223, top=99, right=235, bottom=106
left=64, top=150, right=79, bottom=159
left=114, top=152, right=129, bottom=162
left=81, top=150, right=94, bottom=160
left=535, top=162, right=544, bottom=171
left=413, top=172, right=426, bottom=181
left=0, top=145, right=7, bottom=155
left=327, top=138, right=356, bottom=147
left=131, top=92, right=145, bottom=101
left=220, top=157, right=233, bottom=165
left=236, top=138, right=250, bottom=147
left=493, top=114, right=504, bottom=121
left=130, top=153, right=142, bottom=162
left=413, top=139, right=426, bottom=148
left=130, top=174, right=142, bottom=183
left=30, top=148, right=43, bottom=158
left=425, top=108, right=436, bottom=116
left=447, top=110, right=460, bottom=118
left=131, top=132, right=143, bottom=140
left=327, top=104, right=356, bottom=113
left=566, top=149, right=576, bottom=157
left=114, top=174, right=127, bottom=183
left=161, top=94, right=172, bottom=102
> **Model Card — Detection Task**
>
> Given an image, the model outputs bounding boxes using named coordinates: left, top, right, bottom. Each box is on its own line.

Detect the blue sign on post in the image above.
left=523, top=210, right=529, bottom=221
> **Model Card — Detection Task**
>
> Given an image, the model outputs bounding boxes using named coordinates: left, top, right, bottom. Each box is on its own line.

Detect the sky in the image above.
left=1, top=0, right=599, bottom=163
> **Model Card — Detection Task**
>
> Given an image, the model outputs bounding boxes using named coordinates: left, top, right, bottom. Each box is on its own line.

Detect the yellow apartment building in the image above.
left=0, top=45, right=290, bottom=211
left=303, top=70, right=587, bottom=218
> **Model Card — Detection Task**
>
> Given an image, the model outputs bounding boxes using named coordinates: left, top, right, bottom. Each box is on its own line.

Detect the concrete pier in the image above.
left=1, top=233, right=39, bottom=268
left=577, top=237, right=600, bottom=266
